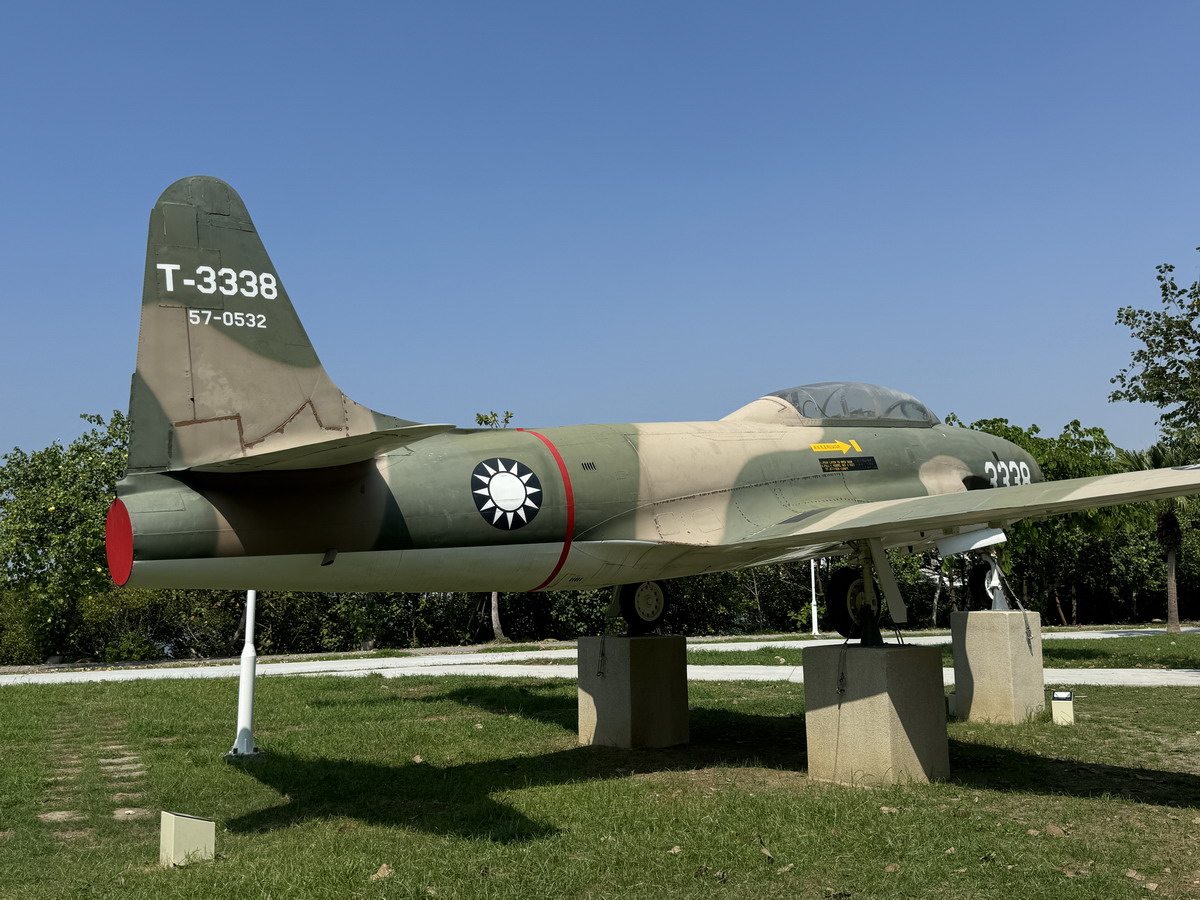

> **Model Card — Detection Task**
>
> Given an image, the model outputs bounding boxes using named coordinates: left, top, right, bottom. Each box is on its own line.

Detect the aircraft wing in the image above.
left=732, top=465, right=1200, bottom=555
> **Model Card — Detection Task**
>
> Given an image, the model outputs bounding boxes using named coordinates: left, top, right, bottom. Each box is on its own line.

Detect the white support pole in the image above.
left=226, top=589, right=261, bottom=758
left=810, top=559, right=819, bottom=636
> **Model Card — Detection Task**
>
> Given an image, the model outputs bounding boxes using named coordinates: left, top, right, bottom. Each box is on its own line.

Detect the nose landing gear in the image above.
left=968, top=553, right=1010, bottom=610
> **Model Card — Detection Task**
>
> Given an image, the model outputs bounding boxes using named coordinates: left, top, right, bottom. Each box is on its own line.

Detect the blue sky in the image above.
left=3, top=2, right=1199, bottom=454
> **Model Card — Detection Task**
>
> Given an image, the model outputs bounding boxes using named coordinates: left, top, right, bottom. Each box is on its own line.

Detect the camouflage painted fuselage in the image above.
left=108, top=177, right=1200, bottom=595
left=117, top=410, right=1041, bottom=592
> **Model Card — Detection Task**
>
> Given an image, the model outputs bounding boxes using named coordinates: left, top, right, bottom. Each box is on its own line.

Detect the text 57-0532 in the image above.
left=187, top=309, right=267, bottom=329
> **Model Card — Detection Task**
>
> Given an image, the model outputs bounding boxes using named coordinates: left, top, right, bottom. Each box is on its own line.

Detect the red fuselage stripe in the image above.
left=519, top=429, right=575, bottom=591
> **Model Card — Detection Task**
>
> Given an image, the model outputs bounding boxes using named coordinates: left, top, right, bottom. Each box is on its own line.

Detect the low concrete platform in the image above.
left=160, top=811, right=215, bottom=866
left=803, top=644, right=949, bottom=785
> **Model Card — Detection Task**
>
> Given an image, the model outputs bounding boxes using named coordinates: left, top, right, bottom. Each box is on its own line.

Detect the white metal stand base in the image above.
left=224, top=589, right=265, bottom=760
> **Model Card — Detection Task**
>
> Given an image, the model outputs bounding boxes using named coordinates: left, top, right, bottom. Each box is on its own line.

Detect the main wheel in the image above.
left=826, top=567, right=879, bottom=639
left=967, top=562, right=991, bottom=609
left=617, top=581, right=669, bottom=635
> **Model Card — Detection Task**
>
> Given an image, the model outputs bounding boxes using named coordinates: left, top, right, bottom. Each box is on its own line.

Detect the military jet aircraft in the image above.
left=105, top=176, right=1200, bottom=637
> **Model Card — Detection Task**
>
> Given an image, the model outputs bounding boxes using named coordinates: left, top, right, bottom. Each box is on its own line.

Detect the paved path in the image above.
left=1, top=628, right=1196, bottom=688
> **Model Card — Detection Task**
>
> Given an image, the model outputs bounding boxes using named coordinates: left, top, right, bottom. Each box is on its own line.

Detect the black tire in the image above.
left=967, top=563, right=991, bottom=609
left=826, top=567, right=878, bottom=639
left=617, top=581, right=668, bottom=635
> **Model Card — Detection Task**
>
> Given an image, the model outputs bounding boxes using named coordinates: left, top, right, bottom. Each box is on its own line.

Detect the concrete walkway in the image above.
left=1, top=628, right=1196, bottom=688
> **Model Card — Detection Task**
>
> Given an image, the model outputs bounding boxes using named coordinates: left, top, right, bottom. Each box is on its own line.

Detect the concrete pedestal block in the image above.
left=803, top=644, right=949, bottom=785
left=951, top=610, right=1044, bottom=724
left=577, top=635, right=688, bottom=748
left=160, top=811, right=215, bottom=866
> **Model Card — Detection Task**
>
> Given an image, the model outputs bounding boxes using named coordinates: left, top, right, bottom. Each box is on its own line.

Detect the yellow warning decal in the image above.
left=809, top=440, right=863, bottom=454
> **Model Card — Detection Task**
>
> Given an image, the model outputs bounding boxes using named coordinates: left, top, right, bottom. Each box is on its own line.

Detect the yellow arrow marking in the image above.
left=850, top=439, right=862, bottom=452
left=810, top=441, right=852, bottom=454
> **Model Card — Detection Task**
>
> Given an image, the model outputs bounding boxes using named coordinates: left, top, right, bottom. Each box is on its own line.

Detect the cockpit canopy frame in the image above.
left=767, top=382, right=940, bottom=428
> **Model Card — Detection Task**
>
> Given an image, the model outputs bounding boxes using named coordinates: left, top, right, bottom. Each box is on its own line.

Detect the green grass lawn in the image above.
left=491, top=634, right=1200, bottom=669
left=484, top=644, right=563, bottom=653
left=1, top=674, right=1198, bottom=899
left=1037, top=634, right=1200, bottom=669
left=683, top=634, right=1200, bottom=669
left=686, top=646, right=808, bottom=666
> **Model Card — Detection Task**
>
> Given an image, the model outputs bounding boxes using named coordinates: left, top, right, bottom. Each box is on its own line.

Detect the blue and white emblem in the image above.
left=471, top=458, right=542, bottom=530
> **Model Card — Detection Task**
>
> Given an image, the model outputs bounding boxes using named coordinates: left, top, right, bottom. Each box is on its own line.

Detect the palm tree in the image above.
left=1115, top=441, right=1195, bottom=633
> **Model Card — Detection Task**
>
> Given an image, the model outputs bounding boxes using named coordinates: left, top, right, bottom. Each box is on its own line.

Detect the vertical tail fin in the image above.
left=128, top=176, right=407, bottom=473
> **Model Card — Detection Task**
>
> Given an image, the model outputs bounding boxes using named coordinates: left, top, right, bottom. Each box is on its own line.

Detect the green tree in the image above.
left=474, top=410, right=514, bottom=429
left=1111, top=250, right=1200, bottom=436
left=948, top=416, right=1154, bottom=624
left=1115, top=440, right=1198, bottom=633
left=0, top=412, right=129, bottom=660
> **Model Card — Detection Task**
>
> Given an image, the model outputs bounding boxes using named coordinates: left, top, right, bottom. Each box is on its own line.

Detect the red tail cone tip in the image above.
left=106, top=499, right=133, bottom=586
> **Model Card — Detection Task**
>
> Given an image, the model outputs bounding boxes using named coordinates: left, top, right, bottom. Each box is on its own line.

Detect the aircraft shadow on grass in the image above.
left=225, top=683, right=1200, bottom=841
left=947, top=738, right=1200, bottom=807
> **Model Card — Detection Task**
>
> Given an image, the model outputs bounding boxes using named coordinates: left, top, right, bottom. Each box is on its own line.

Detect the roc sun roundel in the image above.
left=471, top=458, right=542, bottom=529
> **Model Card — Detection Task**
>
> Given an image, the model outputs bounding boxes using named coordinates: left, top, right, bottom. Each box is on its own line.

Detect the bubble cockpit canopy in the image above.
left=724, top=382, right=940, bottom=428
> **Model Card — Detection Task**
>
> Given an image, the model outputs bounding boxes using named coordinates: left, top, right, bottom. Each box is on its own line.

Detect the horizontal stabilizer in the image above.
left=187, top=424, right=456, bottom=472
